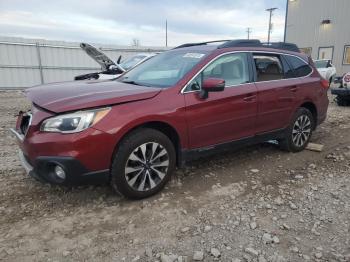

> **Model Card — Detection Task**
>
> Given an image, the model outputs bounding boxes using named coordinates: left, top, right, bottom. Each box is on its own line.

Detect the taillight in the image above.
left=321, top=79, right=329, bottom=89
left=344, top=74, right=350, bottom=83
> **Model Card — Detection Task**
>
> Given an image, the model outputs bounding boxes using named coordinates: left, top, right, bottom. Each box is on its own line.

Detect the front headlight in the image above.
left=40, top=107, right=110, bottom=133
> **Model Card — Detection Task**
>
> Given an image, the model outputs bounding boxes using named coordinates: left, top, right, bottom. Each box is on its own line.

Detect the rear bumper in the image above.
left=331, top=87, right=350, bottom=96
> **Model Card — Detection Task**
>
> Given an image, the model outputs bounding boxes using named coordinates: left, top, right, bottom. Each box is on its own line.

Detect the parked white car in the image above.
left=314, top=59, right=336, bottom=83
left=75, top=43, right=158, bottom=80
left=331, top=72, right=350, bottom=106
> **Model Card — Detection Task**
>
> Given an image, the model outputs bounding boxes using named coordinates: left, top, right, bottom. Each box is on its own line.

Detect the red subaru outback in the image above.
left=11, top=40, right=329, bottom=199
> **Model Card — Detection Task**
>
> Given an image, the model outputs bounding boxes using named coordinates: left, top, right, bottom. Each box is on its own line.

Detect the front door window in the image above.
left=186, top=53, right=250, bottom=92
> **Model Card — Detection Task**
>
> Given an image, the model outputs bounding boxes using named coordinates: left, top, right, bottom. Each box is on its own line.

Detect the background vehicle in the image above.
left=74, top=43, right=157, bottom=80
left=331, top=72, right=350, bottom=106
left=11, top=39, right=329, bottom=199
left=314, top=59, right=336, bottom=84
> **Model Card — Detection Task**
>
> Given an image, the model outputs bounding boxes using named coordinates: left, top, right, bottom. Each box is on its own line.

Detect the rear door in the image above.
left=183, top=52, right=258, bottom=149
left=253, top=53, right=300, bottom=134
left=284, top=55, right=322, bottom=119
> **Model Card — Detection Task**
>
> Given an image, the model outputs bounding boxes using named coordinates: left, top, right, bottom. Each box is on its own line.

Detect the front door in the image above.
left=183, top=52, right=258, bottom=149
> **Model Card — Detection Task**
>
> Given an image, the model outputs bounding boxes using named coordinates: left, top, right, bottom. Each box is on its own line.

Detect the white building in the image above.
left=285, top=0, right=350, bottom=75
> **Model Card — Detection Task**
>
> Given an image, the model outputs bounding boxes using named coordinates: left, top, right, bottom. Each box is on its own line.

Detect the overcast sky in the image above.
left=0, top=0, right=287, bottom=47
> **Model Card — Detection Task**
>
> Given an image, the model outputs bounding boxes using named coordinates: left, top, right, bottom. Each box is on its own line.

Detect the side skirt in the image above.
left=180, top=128, right=286, bottom=166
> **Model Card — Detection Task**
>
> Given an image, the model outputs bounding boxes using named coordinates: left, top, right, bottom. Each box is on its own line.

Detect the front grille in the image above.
left=20, top=113, right=32, bottom=135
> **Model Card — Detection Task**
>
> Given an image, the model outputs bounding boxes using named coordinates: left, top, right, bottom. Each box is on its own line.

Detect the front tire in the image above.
left=111, top=128, right=176, bottom=199
left=279, top=108, right=314, bottom=152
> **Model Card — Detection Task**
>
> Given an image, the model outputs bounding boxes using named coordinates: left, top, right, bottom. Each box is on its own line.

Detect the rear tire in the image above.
left=110, top=128, right=176, bottom=199
left=279, top=108, right=314, bottom=152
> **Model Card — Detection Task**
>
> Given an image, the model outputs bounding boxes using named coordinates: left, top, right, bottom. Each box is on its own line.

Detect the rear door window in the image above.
left=281, top=56, right=295, bottom=79
left=253, top=54, right=285, bottom=82
left=284, top=55, right=312, bottom=77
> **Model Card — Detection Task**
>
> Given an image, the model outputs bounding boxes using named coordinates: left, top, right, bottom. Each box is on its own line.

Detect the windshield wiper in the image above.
left=121, top=80, right=142, bottom=86
left=121, top=79, right=153, bottom=87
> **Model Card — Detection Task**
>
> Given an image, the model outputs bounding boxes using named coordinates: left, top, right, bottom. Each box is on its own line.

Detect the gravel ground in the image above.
left=0, top=90, right=349, bottom=262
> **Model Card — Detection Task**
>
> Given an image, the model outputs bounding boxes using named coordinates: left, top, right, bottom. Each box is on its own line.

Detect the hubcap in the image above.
left=125, top=142, right=169, bottom=192
left=292, top=115, right=312, bottom=147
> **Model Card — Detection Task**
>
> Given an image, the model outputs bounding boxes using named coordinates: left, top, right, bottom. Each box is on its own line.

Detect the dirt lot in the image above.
left=0, top=90, right=349, bottom=262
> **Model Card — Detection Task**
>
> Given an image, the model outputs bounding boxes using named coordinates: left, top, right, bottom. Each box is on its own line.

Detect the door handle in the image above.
left=243, top=94, right=256, bottom=102
left=290, top=86, right=299, bottom=92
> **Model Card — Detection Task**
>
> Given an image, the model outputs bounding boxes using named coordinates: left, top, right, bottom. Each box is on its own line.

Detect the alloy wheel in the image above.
left=292, top=115, right=312, bottom=147
left=125, top=142, right=169, bottom=191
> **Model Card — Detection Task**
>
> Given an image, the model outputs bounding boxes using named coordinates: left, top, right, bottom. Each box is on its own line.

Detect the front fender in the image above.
left=91, top=92, right=188, bottom=161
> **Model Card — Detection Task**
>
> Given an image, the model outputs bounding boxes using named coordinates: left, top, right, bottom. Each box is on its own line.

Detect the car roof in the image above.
left=171, top=45, right=309, bottom=63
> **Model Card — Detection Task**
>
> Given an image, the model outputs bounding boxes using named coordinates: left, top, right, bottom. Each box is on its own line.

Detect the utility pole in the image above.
left=266, top=7, right=277, bottom=44
left=246, top=27, right=252, bottom=39
left=165, top=20, right=168, bottom=47
left=284, top=0, right=289, bottom=42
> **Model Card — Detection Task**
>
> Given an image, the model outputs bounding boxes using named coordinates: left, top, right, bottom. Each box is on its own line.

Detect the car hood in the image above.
left=80, top=43, right=125, bottom=72
left=25, top=80, right=162, bottom=113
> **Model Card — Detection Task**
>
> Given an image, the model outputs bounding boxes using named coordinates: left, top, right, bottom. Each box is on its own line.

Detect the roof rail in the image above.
left=261, top=42, right=300, bottom=53
left=174, top=39, right=300, bottom=53
left=173, top=40, right=231, bottom=49
left=217, top=39, right=262, bottom=49
left=218, top=39, right=300, bottom=53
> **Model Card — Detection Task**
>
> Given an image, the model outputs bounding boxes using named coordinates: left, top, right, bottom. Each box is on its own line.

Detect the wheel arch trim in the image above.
left=298, top=101, right=318, bottom=127
left=110, top=119, right=184, bottom=169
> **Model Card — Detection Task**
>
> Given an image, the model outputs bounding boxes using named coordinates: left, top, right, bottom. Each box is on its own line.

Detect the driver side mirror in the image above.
left=199, top=78, right=225, bottom=99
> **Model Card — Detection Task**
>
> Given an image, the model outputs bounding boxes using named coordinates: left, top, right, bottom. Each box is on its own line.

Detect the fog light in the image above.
left=54, top=165, right=66, bottom=180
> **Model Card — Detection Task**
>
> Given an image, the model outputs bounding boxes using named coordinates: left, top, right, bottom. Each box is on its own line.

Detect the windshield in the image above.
left=118, top=50, right=209, bottom=88
left=120, top=55, right=148, bottom=71
left=314, top=60, right=329, bottom=69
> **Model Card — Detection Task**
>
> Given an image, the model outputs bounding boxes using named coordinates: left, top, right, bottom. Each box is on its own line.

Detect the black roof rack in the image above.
left=217, top=39, right=262, bottom=49
left=173, top=40, right=231, bottom=49
left=174, top=39, right=300, bottom=53
left=261, top=42, right=300, bottom=53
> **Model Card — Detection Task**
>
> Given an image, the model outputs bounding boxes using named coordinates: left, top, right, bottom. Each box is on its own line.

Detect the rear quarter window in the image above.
left=284, top=55, right=312, bottom=78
